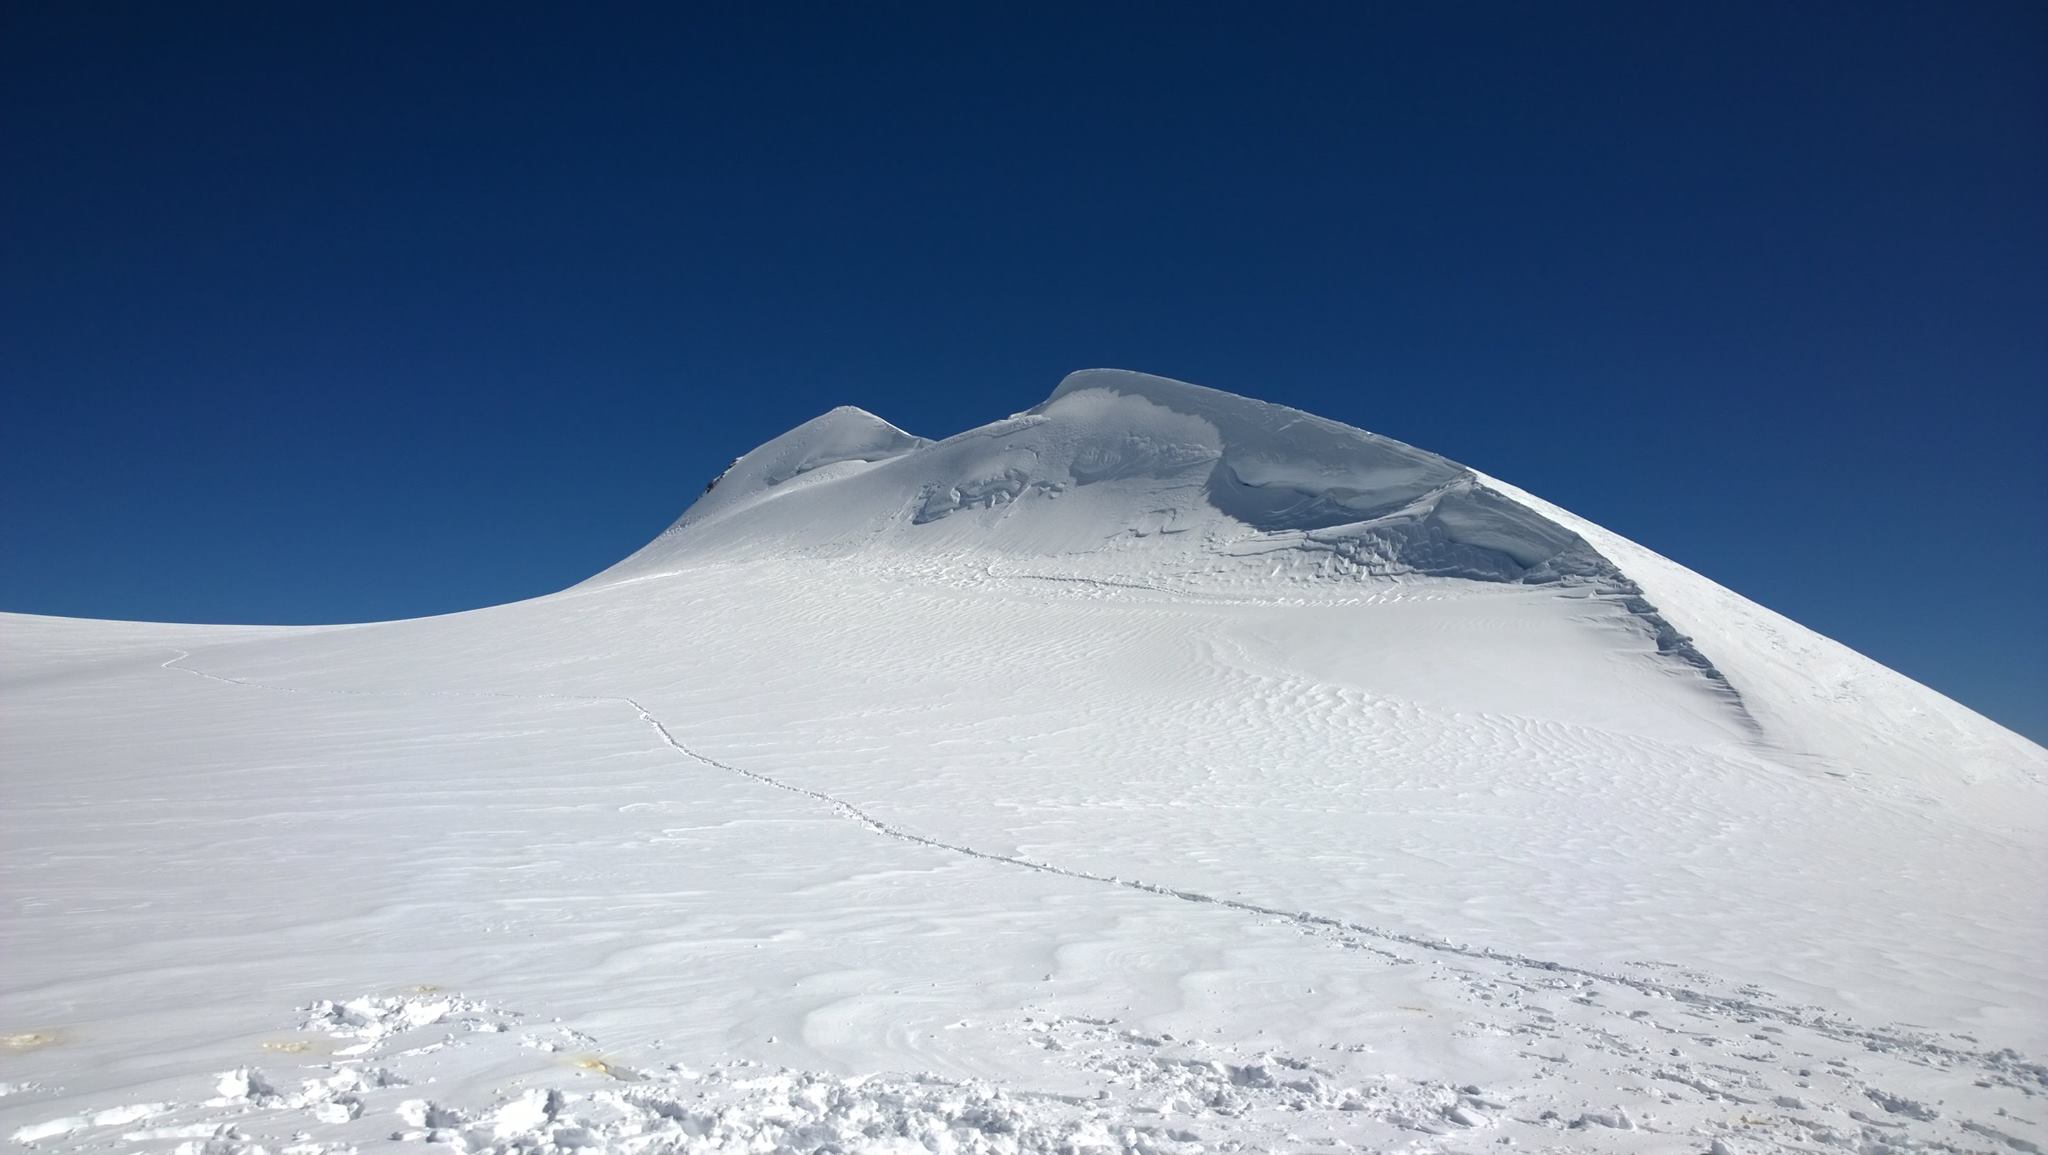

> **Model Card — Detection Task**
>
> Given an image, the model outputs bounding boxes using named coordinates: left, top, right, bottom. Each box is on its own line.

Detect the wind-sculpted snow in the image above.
left=608, top=370, right=1620, bottom=591
left=4, top=370, right=2045, bottom=1155
left=604, top=370, right=1745, bottom=721
left=665, top=405, right=929, bottom=534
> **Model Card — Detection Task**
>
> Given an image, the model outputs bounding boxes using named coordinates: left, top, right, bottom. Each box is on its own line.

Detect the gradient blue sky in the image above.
left=3, top=3, right=2043, bottom=740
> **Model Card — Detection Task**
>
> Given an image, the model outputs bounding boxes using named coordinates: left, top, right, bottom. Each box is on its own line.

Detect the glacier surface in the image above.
left=3, top=370, right=2043, bottom=1154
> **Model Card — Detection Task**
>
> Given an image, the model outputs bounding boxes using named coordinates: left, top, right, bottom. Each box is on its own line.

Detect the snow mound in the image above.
left=586, top=367, right=2048, bottom=782
left=675, top=405, right=929, bottom=532
left=603, top=368, right=1738, bottom=719
left=609, top=369, right=1617, bottom=587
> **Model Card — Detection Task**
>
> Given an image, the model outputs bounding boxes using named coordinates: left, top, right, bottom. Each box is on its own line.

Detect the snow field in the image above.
left=4, top=371, right=2043, bottom=1153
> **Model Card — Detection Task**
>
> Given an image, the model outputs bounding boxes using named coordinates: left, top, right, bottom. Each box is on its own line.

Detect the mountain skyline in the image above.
left=601, top=368, right=2040, bottom=774
left=4, top=4, right=2044, bottom=742
left=8, top=364, right=2044, bottom=745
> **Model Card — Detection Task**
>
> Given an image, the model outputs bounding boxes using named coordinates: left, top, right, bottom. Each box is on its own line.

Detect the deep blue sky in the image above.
left=3, top=3, right=2043, bottom=739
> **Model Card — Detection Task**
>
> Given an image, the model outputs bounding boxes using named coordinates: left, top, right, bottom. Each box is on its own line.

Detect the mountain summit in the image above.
left=610, top=368, right=1608, bottom=584
left=603, top=368, right=2039, bottom=787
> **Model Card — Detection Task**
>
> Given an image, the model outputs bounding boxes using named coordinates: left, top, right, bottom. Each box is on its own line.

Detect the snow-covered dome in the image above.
left=596, top=368, right=2045, bottom=790
left=613, top=369, right=1605, bottom=585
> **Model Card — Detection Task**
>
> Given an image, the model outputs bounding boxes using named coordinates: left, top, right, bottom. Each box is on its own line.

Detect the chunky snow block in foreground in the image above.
left=4, top=370, right=2043, bottom=1154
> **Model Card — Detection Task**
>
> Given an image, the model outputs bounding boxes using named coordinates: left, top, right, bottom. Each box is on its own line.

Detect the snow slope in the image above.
left=4, top=370, right=2043, bottom=1155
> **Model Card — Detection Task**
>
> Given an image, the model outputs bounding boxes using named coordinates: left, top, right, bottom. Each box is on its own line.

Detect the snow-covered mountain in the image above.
left=608, top=369, right=2039, bottom=789
left=4, top=370, right=2043, bottom=1154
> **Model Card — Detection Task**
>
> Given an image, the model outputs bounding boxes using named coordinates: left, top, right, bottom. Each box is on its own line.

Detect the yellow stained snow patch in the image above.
left=1, top=1031, right=61, bottom=1052
left=566, top=1055, right=634, bottom=1080
left=260, top=1038, right=331, bottom=1055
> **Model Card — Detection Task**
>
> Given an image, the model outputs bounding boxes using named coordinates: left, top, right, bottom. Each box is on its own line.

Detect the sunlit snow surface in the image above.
left=4, top=371, right=2044, bottom=1154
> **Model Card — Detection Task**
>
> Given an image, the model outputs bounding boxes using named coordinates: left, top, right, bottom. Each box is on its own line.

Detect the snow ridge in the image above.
left=600, top=369, right=1752, bottom=725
